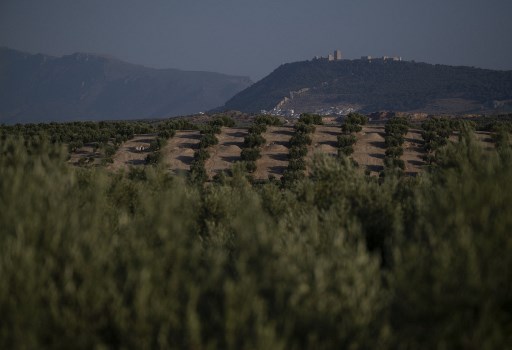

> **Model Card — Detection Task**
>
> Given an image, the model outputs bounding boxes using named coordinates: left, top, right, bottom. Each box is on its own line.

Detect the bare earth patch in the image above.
left=352, top=126, right=386, bottom=175
left=68, top=144, right=102, bottom=166
left=403, top=129, right=426, bottom=174
left=205, top=128, right=247, bottom=179
left=254, top=126, right=294, bottom=180
left=309, top=125, right=340, bottom=158
left=162, top=130, right=200, bottom=176
left=108, top=134, right=156, bottom=172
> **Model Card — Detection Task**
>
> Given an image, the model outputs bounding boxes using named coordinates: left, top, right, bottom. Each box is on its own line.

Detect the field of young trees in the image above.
left=1, top=115, right=511, bottom=348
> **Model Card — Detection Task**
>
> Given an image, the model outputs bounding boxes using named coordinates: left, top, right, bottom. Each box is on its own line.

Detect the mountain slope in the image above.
left=221, top=59, right=512, bottom=114
left=0, top=47, right=252, bottom=123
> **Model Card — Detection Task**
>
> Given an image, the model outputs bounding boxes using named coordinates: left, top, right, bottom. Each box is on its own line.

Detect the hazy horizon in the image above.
left=1, top=0, right=512, bottom=80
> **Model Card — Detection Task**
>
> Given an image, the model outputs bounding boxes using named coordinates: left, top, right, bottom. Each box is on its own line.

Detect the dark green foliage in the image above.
left=157, top=129, right=176, bottom=139
left=201, top=124, right=222, bottom=135
left=385, top=146, right=404, bottom=158
left=288, top=145, right=308, bottom=159
left=341, top=123, right=362, bottom=134
left=384, top=135, right=404, bottom=147
left=294, top=122, right=316, bottom=134
left=345, top=112, right=368, bottom=126
left=248, top=123, right=267, bottom=135
left=157, top=119, right=198, bottom=132
left=2, top=133, right=512, bottom=349
left=287, top=158, right=306, bottom=171
left=289, top=132, right=312, bottom=147
left=338, top=116, right=363, bottom=158
left=194, top=149, right=211, bottom=162
left=189, top=159, right=207, bottom=184
left=384, top=120, right=409, bottom=136
left=384, top=156, right=405, bottom=170
left=254, top=115, right=283, bottom=126
left=298, top=113, right=323, bottom=125
left=337, top=134, right=357, bottom=148
left=421, top=117, right=456, bottom=164
left=338, top=146, right=354, bottom=156
left=199, top=133, right=219, bottom=149
left=102, top=143, right=118, bottom=157
left=210, top=115, right=236, bottom=128
left=145, top=151, right=162, bottom=165
left=149, top=137, right=167, bottom=152
left=243, top=134, right=266, bottom=148
left=0, top=120, right=153, bottom=146
left=68, top=140, right=84, bottom=152
left=240, top=147, right=261, bottom=161
left=244, top=160, right=257, bottom=173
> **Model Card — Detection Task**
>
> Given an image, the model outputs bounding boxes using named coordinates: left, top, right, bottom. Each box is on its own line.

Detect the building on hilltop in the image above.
left=314, top=49, right=343, bottom=62
left=360, top=55, right=402, bottom=62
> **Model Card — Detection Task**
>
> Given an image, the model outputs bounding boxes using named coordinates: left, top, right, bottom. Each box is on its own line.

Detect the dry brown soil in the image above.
left=162, top=130, right=200, bottom=176
left=78, top=126, right=498, bottom=178
left=108, top=134, right=156, bottom=171
left=253, top=126, right=294, bottom=180
left=204, top=128, right=247, bottom=178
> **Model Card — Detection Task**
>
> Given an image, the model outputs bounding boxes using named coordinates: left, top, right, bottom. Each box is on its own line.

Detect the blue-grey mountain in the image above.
left=0, top=47, right=252, bottom=123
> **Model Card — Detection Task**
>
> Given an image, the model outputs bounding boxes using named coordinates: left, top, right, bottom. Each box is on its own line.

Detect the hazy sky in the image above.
left=1, top=0, right=511, bottom=80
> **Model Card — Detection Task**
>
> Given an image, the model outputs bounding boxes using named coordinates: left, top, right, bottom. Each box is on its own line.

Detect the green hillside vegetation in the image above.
left=1, top=120, right=511, bottom=348
left=222, top=59, right=512, bottom=113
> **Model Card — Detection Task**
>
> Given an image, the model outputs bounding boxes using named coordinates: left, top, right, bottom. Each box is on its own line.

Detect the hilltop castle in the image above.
left=313, top=50, right=402, bottom=62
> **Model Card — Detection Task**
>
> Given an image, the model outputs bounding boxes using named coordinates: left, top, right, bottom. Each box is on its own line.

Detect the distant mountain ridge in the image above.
left=0, top=47, right=252, bottom=123
left=220, top=58, right=512, bottom=115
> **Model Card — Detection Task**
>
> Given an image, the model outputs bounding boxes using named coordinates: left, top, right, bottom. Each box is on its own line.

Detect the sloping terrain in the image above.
left=253, top=126, right=294, bottom=180
left=0, top=47, right=252, bottom=123
left=108, top=135, right=156, bottom=171
left=71, top=125, right=498, bottom=179
left=221, top=59, right=512, bottom=114
left=205, top=128, right=247, bottom=178
left=162, top=130, right=201, bottom=175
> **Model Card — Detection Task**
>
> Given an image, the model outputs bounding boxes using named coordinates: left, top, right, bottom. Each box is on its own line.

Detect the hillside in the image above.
left=221, top=59, right=512, bottom=114
left=0, top=47, right=252, bottom=123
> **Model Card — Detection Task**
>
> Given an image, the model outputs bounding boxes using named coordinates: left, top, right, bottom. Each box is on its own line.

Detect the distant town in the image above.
left=313, top=49, right=403, bottom=62
left=260, top=50, right=404, bottom=118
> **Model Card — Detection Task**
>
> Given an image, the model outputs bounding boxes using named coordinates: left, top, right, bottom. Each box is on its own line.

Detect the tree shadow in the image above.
left=179, top=142, right=200, bottom=149
left=404, top=137, right=424, bottom=144
left=176, top=155, right=194, bottom=164
left=178, top=133, right=201, bottom=140
left=369, top=153, right=385, bottom=159
left=269, top=165, right=287, bottom=175
left=365, top=164, right=384, bottom=172
left=408, top=160, right=425, bottom=166
left=221, top=155, right=240, bottom=163
left=134, top=138, right=154, bottom=144
left=225, top=131, right=247, bottom=138
left=273, top=140, right=290, bottom=147
left=222, top=141, right=244, bottom=147
left=369, top=141, right=386, bottom=148
left=322, top=130, right=341, bottom=136
left=126, top=159, right=145, bottom=166
left=273, top=129, right=294, bottom=136
left=268, top=153, right=288, bottom=161
left=319, top=140, right=338, bottom=147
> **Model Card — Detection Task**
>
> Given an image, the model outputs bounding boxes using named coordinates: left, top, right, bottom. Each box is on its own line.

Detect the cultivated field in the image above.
left=86, top=125, right=496, bottom=179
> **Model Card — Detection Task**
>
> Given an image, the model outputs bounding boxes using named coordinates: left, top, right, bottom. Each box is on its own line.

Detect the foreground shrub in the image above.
left=1, top=134, right=511, bottom=349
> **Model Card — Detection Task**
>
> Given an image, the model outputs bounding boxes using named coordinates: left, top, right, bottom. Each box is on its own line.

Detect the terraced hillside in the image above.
left=75, top=125, right=497, bottom=179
